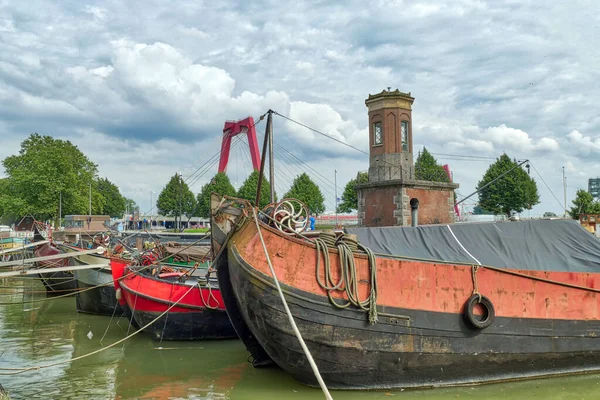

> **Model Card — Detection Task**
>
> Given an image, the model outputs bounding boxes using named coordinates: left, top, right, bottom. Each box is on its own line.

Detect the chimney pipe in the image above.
left=410, top=198, right=419, bottom=227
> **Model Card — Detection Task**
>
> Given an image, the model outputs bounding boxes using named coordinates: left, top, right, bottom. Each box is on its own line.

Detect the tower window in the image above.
left=401, top=121, right=408, bottom=151
left=373, top=122, right=382, bottom=145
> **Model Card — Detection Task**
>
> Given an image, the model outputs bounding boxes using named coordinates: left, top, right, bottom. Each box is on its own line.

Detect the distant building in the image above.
left=64, top=215, right=110, bottom=232
left=589, top=178, right=600, bottom=199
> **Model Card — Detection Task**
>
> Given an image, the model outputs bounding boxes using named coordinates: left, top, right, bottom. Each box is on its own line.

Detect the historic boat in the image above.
left=212, top=194, right=600, bottom=390
left=33, top=241, right=78, bottom=295
left=115, top=259, right=237, bottom=341
left=57, top=243, right=121, bottom=316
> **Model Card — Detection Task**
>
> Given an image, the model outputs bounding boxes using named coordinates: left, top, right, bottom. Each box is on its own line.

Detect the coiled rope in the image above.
left=315, top=233, right=378, bottom=324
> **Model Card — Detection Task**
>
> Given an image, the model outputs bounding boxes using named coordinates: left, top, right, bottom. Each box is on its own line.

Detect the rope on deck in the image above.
left=315, top=234, right=378, bottom=324
left=252, top=209, right=333, bottom=400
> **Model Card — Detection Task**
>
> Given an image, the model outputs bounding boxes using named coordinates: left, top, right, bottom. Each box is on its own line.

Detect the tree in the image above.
left=196, top=172, right=236, bottom=218
left=157, top=173, right=197, bottom=218
left=337, top=172, right=368, bottom=213
left=95, top=178, right=126, bottom=217
left=473, top=205, right=492, bottom=215
left=568, top=189, right=600, bottom=219
left=543, top=211, right=558, bottom=218
left=477, top=154, right=539, bottom=217
left=124, top=198, right=138, bottom=214
left=414, top=147, right=450, bottom=182
left=237, top=170, right=276, bottom=209
left=284, top=173, right=325, bottom=215
left=0, top=133, right=98, bottom=222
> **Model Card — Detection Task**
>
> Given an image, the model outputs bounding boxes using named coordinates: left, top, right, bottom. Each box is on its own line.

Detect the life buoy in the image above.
left=464, top=294, right=495, bottom=329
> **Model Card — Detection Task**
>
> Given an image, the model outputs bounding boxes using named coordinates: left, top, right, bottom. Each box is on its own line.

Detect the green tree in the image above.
left=477, top=154, right=539, bottom=217
left=543, top=211, right=558, bottom=218
left=283, top=173, right=325, bottom=215
left=157, top=173, right=197, bottom=218
left=196, top=172, right=236, bottom=218
left=337, top=172, right=368, bottom=213
left=568, top=189, right=600, bottom=219
left=237, top=170, right=276, bottom=209
left=414, top=147, right=450, bottom=182
left=473, top=205, right=493, bottom=215
left=95, top=178, right=126, bottom=217
left=124, top=198, right=138, bottom=214
left=0, top=133, right=98, bottom=222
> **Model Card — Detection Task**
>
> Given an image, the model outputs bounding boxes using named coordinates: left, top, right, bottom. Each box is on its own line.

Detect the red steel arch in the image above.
left=218, top=117, right=261, bottom=173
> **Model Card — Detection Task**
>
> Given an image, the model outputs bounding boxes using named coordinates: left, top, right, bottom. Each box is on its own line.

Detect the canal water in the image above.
left=1, top=277, right=599, bottom=399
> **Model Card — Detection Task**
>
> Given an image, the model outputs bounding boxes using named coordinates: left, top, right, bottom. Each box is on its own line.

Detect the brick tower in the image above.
left=366, top=89, right=415, bottom=181
left=356, top=89, right=459, bottom=227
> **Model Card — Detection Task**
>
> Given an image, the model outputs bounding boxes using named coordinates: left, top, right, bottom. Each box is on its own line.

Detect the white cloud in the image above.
left=0, top=0, right=598, bottom=216
left=566, top=130, right=600, bottom=155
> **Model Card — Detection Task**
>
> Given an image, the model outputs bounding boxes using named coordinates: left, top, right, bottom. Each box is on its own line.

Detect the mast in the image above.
left=334, top=169, right=338, bottom=227
left=562, top=166, right=567, bottom=217
left=268, top=111, right=275, bottom=204
left=256, top=110, right=274, bottom=206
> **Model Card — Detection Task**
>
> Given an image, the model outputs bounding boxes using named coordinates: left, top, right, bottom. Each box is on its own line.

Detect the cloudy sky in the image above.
left=1, top=0, right=598, bottom=216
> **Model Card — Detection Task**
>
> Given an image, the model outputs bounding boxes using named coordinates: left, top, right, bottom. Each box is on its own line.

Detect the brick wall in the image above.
left=361, top=187, right=399, bottom=227
left=357, top=182, right=457, bottom=227
left=405, top=187, right=455, bottom=225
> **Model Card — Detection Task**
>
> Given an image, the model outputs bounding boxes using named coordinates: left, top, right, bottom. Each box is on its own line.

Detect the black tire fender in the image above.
left=464, top=294, right=495, bottom=329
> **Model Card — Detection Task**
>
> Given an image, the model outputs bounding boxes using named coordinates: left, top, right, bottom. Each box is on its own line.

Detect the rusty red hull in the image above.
left=119, top=267, right=236, bottom=341
left=222, top=216, right=600, bottom=389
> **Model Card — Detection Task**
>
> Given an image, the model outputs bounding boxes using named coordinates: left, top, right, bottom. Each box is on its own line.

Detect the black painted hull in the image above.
left=75, top=280, right=120, bottom=316
left=38, top=271, right=77, bottom=295
left=215, top=253, right=274, bottom=367
left=228, top=245, right=600, bottom=390
left=73, top=268, right=119, bottom=316
left=131, top=309, right=238, bottom=341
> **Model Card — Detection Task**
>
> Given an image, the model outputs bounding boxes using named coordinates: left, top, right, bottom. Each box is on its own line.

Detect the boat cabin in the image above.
left=64, top=215, right=110, bottom=232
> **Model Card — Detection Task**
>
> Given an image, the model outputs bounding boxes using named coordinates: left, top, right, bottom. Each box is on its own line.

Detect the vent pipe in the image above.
left=410, top=198, right=419, bottom=227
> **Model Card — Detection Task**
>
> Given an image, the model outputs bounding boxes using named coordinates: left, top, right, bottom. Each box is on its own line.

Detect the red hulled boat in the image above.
left=113, top=261, right=237, bottom=341
left=34, top=241, right=78, bottom=295
left=212, top=195, right=600, bottom=390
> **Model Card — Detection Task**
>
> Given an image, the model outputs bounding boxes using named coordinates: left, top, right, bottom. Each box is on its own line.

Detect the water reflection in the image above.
left=2, top=277, right=600, bottom=399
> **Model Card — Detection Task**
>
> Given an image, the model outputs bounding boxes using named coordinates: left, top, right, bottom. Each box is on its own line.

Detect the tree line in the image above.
left=337, top=148, right=542, bottom=218
left=158, top=170, right=327, bottom=219
left=0, top=134, right=137, bottom=224
left=0, top=134, right=590, bottom=223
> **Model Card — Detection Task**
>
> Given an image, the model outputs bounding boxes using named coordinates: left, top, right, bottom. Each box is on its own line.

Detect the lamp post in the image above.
left=150, top=190, right=156, bottom=230
left=334, top=169, right=338, bottom=228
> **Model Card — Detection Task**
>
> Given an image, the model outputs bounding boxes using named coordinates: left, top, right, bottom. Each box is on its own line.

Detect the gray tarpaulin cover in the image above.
left=345, top=220, right=600, bottom=272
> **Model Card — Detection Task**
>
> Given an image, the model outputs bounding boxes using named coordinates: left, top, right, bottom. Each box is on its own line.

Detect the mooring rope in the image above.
left=252, top=209, right=333, bottom=400
left=0, top=282, right=199, bottom=375
left=315, top=234, right=378, bottom=324
left=198, top=279, right=219, bottom=310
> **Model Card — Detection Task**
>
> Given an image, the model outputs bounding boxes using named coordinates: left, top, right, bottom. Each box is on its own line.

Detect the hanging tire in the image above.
left=464, top=294, right=495, bottom=329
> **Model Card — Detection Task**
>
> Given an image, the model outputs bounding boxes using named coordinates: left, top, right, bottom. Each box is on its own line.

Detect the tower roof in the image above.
left=365, top=89, right=415, bottom=111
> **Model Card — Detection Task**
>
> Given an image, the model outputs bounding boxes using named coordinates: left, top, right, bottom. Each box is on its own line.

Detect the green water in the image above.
left=1, top=278, right=600, bottom=399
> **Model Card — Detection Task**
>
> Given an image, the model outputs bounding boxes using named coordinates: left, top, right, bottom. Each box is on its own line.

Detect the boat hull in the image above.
left=74, top=267, right=120, bottom=316
left=120, top=271, right=237, bottom=341
left=34, top=242, right=77, bottom=295
left=38, top=271, right=77, bottom=295
left=214, top=253, right=274, bottom=367
left=228, top=244, right=600, bottom=389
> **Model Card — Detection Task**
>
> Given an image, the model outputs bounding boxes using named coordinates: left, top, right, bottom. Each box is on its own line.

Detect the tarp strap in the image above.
left=446, top=225, right=482, bottom=266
